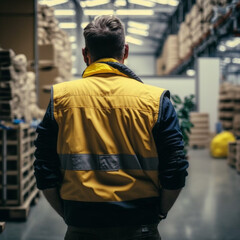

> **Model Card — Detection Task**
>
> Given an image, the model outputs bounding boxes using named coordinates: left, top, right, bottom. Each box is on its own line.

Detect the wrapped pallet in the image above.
left=0, top=49, right=44, bottom=122
left=38, top=4, right=72, bottom=83
left=37, top=4, right=73, bottom=109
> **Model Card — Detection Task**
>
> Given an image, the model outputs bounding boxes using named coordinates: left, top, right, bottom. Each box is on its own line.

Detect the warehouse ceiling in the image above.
left=39, top=0, right=179, bottom=54
left=80, top=0, right=179, bottom=54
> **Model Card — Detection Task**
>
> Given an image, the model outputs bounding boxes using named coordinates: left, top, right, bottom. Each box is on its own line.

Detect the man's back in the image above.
left=52, top=59, right=168, bottom=227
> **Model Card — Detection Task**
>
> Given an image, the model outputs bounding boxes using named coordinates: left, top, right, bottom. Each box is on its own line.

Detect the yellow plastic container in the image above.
left=210, top=131, right=236, bottom=158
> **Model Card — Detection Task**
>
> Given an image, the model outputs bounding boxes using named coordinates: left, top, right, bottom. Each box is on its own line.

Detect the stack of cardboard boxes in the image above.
left=228, top=142, right=237, bottom=168
left=156, top=35, right=179, bottom=75
left=189, top=4, right=203, bottom=46
left=156, top=0, right=232, bottom=75
left=236, top=141, right=240, bottom=173
left=233, top=86, right=240, bottom=138
left=38, top=4, right=72, bottom=109
left=228, top=141, right=240, bottom=173
left=189, top=112, right=210, bottom=148
left=178, top=21, right=192, bottom=60
left=0, top=49, right=44, bottom=122
left=218, top=82, right=240, bottom=133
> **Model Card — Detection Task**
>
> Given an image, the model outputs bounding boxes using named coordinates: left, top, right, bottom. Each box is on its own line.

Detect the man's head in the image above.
left=82, top=15, right=128, bottom=65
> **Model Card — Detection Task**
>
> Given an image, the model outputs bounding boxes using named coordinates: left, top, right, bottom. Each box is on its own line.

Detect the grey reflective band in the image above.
left=59, top=154, right=159, bottom=171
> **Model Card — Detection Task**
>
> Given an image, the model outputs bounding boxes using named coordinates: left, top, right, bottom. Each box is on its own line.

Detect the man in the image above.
left=34, top=15, right=188, bottom=240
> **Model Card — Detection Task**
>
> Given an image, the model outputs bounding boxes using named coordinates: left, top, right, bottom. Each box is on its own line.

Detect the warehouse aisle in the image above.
left=1, top=149, right=240, bottom=240
left=160, top=149, right=240, bottom=240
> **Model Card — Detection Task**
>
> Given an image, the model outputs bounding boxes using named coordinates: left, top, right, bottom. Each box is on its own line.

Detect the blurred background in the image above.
left=0, top=0, right=240, bottom=239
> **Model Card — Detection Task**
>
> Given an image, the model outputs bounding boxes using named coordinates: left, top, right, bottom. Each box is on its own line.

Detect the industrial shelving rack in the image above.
left=156, top=0, right=240, bottom=75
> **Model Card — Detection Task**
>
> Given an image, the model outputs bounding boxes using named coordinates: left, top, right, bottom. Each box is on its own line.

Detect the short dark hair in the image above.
left=83, top=15, right=125, bottom=62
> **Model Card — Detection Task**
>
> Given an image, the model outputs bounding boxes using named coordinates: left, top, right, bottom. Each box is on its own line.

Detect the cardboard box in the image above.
left=156, top=57, right=164, bottom=76
left=38, top=67, right=59, bottom=86
left=0, top=0, right=35, bottom=14
left=190, top=4, right=201, bottom=19
left=185, top=13, right=191, bottom=25
left=38, top=86, right=51, bottom=110
left=0, top=16, right=35, bottom=61
left=38, top=44, right=57, bottom=67
left=190, top=13, right=203, bottom=29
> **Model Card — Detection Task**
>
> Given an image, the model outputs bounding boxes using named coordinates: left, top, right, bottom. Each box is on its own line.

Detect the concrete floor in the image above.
left=1, top=149, right=240, bottom=240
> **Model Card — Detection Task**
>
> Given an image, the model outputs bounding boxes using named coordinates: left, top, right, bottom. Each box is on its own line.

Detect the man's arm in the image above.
left=152, top=95, right=189, bottom=218
left=42, top=188, right=64, bottom=218
left=34, top=101, right=63, bottom=217
left=159, top=188, right=181, bottom=216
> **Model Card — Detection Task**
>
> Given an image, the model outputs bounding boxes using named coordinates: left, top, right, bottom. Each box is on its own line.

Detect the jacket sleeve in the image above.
left=152, top=95, right=189, bottom=190
left=34, top=101, right=62, bottom=190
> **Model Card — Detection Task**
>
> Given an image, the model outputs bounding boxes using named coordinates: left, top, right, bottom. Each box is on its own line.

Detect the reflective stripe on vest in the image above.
left=59, top=154, right=159, bottom=171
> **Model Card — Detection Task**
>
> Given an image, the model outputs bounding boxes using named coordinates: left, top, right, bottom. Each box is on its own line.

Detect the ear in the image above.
left=123, top=43, right=129, bottom=60
left=82, top=47, right=90, bottom=66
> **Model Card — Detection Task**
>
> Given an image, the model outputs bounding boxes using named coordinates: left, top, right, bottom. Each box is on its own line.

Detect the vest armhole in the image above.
left=156, top=90, right=170, bottom=124
left=50, top=86, right=54, bottom=120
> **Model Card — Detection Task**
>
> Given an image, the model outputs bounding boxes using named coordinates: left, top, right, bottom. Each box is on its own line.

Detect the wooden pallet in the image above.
left=0, top=66, right=13, bottom=81
left=0, top=49, right=12, bottom=67
left=0, top=123, right=37, bottom=206
left=189, top=142, right=208, bottom=149
left=0, top=187, right=39, bottom=221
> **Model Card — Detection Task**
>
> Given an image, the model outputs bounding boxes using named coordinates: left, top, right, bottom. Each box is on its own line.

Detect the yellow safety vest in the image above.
left=53, top=58, right=167, bottom=204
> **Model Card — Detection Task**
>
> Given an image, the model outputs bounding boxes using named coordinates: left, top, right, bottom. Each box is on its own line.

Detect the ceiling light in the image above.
left=149, top=0, right=168, bottom=4
left=127, top=28, right=149, bottom=37
left=225, top=38, right=240, bottom=48
left=128, top=0, right=155, bottom=7
left=168, top=0, right=179, bottom=6
left=186, top=69, right=195, bottom=77
left=114, top=0, right=127, bottom=7
left=150, top=0, right=178, bottom=6
left=84, top=9, right=114, bottom=15
left=59, top=22, right=77, bottom=29
left=219, top=45, right=226, bottom=52
left=54, top=9, right=75, bottom=16
left=39, top=0, right=68, bottom=6
left=128, top=21, right=149, bottom=30
left=72, top=68, right=77, bottom=74
left=223, top=58, right=231, bottom=64
left=71, top=43, right=77, bottom=49
left=126, top=35, right=143, bottom=45
left=81, top=22, right=89, bottom=28
left=116, top=9, right=154, bottom=15
left=69, top=36, right=76, bottom=42
left=80, top=0, right=110, bottom=8
left=232, top=58, right=240, bottom=64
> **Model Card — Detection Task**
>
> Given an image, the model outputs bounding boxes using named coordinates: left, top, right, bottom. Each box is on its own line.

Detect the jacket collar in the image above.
left=82, top=58, right=129, bottom=78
